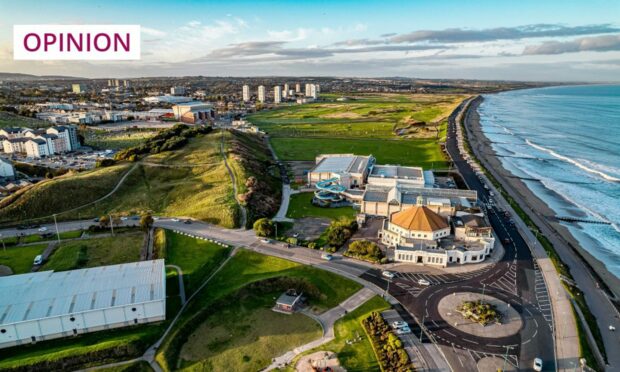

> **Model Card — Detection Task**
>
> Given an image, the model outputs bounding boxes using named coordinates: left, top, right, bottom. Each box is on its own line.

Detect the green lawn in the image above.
left=42, top=232, right=143, bottom=271
left=19, top=230, right=84, bottom=244
left=271, top=137, right=449, bottom=169
left=0, top=243, right=47, bottom=274
left=288, top=296, right=390, bottom=372
left=287, top=192, right=357, bottom=220
left=178, top=290, right=322, bottom=371
left=164, top=230, right=231, bottom=295
left=84, top=129, right=158, bottom=150
left=156, top=249, right=363, bottom=370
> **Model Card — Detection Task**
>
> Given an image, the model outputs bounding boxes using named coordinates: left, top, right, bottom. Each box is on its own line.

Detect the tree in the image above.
left=99, top=215, right=109, bottom=228
left=140, top=214, right=154, bottom=230
left=253, top=217, right=275, bottom=237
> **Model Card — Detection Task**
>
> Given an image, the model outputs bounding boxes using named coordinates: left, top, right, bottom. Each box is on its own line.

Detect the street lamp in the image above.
left=419, top=313, right=425, bottom=341
left=53, top=214, right=61, bottom=245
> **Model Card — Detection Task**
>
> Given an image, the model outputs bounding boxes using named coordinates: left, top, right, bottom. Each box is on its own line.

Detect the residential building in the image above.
left=295, top=83, right=301, bottom=93
left=47, top=125, right=80, bottom=152
left=172, top=101, right=215, bottom=124
left=274, top=86, right=282, bottom=103
left=170, top=86, right=186, bottom=95
left=0, top=158, right=15, bottom=178
left=71, top=84, right=86, bottom=94
left=242, top=84, right=250, bottom=102
left=0, top=260, right=166, bottom=349
left=273, top=290, right=304, bottom=314
left=283, top=83, right=289, bottom=98
left=258, top=85, right=266, bottom=103
left=305, top=83, right=312, bottom=97
left=25, top=138, right=50, bottom=158
left=2, top=138, right=29, bottom=154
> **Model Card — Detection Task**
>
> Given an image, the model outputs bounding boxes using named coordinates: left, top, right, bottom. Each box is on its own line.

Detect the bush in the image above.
left=308, top=242, right=317, bottom=249
left=346, top=240, right=385, bottom=263
left=96, top=158, right=116, bottom=167
left=253, top=218, right=275, bottom=237
left=326, top=220, right=355, bottom=247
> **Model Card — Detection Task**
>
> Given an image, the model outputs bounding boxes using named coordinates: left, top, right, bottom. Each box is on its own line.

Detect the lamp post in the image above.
left=53, top=214, right=61, bottom=245
left=109, top=214, right=114, bottom=236
left=419, top=313, right=425, bottom=341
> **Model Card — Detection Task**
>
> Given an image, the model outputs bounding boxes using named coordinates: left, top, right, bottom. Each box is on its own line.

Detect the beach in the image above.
left=464, top=96, right=620, bottom=301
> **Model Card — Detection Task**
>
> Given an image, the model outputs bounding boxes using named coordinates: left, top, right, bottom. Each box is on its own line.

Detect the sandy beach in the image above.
left=464, top=97, right=620, bottom=301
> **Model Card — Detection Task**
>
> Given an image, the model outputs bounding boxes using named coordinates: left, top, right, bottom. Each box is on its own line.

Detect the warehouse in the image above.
left=0, top=259, right=166, bottom=349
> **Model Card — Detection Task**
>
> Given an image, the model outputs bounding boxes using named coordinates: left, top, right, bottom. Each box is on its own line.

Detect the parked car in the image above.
left=38, top=227, right=48, bottom=232
left=260, top=238, right=271, bottom=244
left=183, top=219, right=192, bottom=224
left=503, top=238, right=511, bottom=244
left=33, top=255, right=43, bottom=265
left=391, top=321, right=408, bottom=329
left=533, top=358, right=543, bottom=371
left=610, top=325, right=616, bottom=331
left=396, top=326, right=412, bottom=335
left=171, top=218, right=180, bottom=222
left=382, top=271, right=395, bottom=279
left=321, top=253, right=333, bottom=261
left=418, top=279, right=431, bottom=286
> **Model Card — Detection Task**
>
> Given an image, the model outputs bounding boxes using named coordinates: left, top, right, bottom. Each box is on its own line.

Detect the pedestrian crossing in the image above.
left=393, top=265, right=494, bottom=288
left=487, top=262, right=518, bottom=295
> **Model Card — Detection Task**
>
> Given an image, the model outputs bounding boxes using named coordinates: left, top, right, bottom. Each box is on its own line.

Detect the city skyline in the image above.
left=1, top=0, right=619, bottom=81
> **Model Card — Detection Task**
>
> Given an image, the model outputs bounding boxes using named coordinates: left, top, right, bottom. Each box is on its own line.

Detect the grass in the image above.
left=164, top=230, right=231, bottom=295
left=286, top=192, right=357, bottom=220
left=270, top=137, right=449, bottom=169
left=19, top=230, right=83, bottom=243
left=84, top=129, right=158, bottom=150
left=156, top=249, right=363, bottom=370
left=177, top=290, right=322, bottom=371
left=0, top=111, right=48, bottom=128
left=286, top=296, right=391, bottom=372
left=248, top=93, right=464, bottom=169
left=0, top=243, right=47, bottom=274
left=42, top=232, right=143, bottom=271
left=94, top=361, right=153, bottom=372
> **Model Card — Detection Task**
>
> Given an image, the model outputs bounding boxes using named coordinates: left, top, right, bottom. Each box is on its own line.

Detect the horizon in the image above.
left=1, top=0, right=619, bottom=81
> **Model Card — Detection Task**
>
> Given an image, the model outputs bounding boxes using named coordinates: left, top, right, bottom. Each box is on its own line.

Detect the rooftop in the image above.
left=390, top=205, right=449, bottom=232
left=312, top=154, right=372, bottom=175
left=0, top=260, right=165, bottom=325
left=369, top=164, right=423, bottom=179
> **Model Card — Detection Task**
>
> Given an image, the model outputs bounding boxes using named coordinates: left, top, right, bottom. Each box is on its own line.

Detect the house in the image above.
left=25, top=138, right=50, bottom=158
left=273, top=289, right=304, bottom=314
left=0, top=158, right=14, bottom=178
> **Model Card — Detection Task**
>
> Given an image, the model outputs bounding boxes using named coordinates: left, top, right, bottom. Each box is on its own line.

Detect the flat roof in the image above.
left=370, top=164, right=423, bottom=179
left=312, top=154, right=371, bottom=175
left=0, top=260, right=165, bottom=325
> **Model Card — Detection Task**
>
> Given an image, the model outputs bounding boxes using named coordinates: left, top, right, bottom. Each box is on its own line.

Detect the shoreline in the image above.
left=465, top=97, right=620, bottom=300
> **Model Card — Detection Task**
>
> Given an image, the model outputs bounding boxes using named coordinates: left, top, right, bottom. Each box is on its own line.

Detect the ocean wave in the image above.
left=525, top=139, right=620, bottom=182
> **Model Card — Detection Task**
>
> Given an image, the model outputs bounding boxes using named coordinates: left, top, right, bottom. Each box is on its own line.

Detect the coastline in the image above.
left=465, top=97, right=620, bottom=300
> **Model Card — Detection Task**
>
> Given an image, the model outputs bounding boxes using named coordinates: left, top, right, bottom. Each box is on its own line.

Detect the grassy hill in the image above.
left=0, top=129, right=280, bottom=228
left=248, top=93, right=465, bottom=168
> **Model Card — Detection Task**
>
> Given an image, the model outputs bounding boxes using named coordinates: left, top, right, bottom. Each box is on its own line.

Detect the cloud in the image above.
left=380, top=33, right=397, bottom=38
left=381, top=24, right=620, bottom=44
left=523, top=34, right=620, bottom=55
left=141, top=27, right=166, bottom=37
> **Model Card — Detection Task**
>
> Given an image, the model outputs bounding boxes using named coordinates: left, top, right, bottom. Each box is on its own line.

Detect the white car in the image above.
left=533, top=358, right=543, bottom=371
left=171, top=218, right=180, bottom=222
left=37, top=227, right=48, bottom=232
left=33, top=255, right=43, bottom=265
left=396, top=326, right=412, bottom=335
left=610, top=325, right=616, bottom=331
left=120, top=217, right=128, bottom=221
left=321, top=253, right=334, bottom=261
left=260, top=238, right=271, bottom=244
left=391, top=321, right=408, bottom=329
left=382, top=271, right=395, bottom=279
left=418, top=279, right=431, bottom=286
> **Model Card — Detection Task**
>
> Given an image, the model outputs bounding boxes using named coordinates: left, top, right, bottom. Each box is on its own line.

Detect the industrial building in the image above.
left=172, top=101, right=215, bottom=124
left=0, top=260, right=166, bottom=349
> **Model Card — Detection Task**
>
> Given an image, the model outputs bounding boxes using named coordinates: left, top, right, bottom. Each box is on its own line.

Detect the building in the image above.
left=172, top=101, right=215, bottom=124
left=367, top=164, right=433, bottom=188
left=305, top=83, right=312, bottom=97
left=273, top=290, right=304, bottom=314
left=283, top=83, right=289, bottom=98
left=2, top=138, right=29, bottom=154
left=71, top=84, right=86, bottom=94
left=143, top=96, right=193, bottom=104
left=47, top=125, right=80, bottom=152
left=308, top=154, right=374, bottom=189
left=170, top=86, right=186, bottom=95
left=25, top=138, right=50, bottom=158
left=0, top=260, right=166, bottom=349
left=274, top=86, right=282, bottom=103
left=257, top=85, right=266, bottom=103
left=242, top=84, right=250, bottom=102
left=310, top=84, right=318, bottom=99
left=295, top=83, right=301, bottom=93
left=0, top=158, right=15, bottom=178
left=380, top=205, right=494, bottom=267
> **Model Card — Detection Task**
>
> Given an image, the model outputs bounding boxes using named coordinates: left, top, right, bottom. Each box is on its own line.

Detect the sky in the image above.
left=0, top=0, right=619, bottom=81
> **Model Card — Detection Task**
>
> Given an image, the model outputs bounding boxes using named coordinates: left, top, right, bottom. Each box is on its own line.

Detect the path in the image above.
left=220, top=130, right=247, bottom=229
left=264, top=287, right=376, bottom=371
left=273, top=184, right=297, bottom=222
left=166, top=264, right=186, bottom=305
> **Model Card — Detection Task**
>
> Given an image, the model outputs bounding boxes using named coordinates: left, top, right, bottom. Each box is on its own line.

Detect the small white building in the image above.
left=0, top=260, right=166, bottom=349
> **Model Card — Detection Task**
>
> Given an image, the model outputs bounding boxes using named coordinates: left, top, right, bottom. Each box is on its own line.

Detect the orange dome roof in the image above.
left=390, top=205, right=448, bottom=232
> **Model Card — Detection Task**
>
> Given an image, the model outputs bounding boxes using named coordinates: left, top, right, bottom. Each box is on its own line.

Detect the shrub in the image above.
left=346, top=240, right=385, bottom=263
left=253, top=218, right=275, bottom=237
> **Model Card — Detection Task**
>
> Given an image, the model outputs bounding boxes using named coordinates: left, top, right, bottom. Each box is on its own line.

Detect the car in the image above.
left=391, top=321, right=408, bottom=329
left=489, top=191, right=495, bottom=197
left=183, top=219, right=192, bottom=224
left=382, top=271, right=395, bottom=279
left=503, top=238, right=511, bottom=244
left=131, top=216, right=139, bottom=220
left=321, top=253, right=333, bottom=261
left=153, top=217, right=160, bottom=220
left=396, top=326, right=412, bottom=335
left=260, top=238, right=271, bottom=244
left=533, top=358, right=543, bottom=371
left=171, top=218, right=180, bottom=222
left=418, top=279, right=431, bottom=286
left=120, top=217, right=128, bottom=221
left=33, top=255, right=43, bottom=265
left=610, top=325, right=616, bottom=331
left=37, top=227, right=48, bottom=232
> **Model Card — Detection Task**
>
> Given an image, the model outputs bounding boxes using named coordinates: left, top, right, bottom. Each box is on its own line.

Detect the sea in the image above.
left=478, top=84, right=620, bottom=279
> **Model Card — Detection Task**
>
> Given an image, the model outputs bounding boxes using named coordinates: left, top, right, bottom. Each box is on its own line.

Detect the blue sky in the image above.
left=1, top=0, right=619, bottom=80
